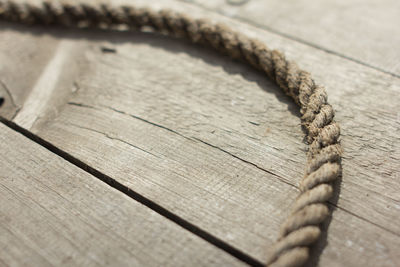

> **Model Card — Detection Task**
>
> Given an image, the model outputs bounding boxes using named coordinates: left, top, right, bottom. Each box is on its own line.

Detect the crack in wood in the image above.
left=66, top=122, right=160, bottom=158
left=192, top=137, right=296, bottom=188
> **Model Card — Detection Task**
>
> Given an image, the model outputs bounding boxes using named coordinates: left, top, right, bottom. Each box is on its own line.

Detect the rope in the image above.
left=0, top=1, right=342, bottom=266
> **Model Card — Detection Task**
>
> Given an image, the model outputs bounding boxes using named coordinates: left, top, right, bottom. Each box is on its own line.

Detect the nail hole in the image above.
left=101, top=46, right=117, bottom=53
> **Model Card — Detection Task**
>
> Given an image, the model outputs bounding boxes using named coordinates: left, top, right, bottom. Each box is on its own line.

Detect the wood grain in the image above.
left=184, top=0, right=400, bottom=76
left=0, top=0, right=399, bottom=266
left=0, top=122, right=245, bottom=267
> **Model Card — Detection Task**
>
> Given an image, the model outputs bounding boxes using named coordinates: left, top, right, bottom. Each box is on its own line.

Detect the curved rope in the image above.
left=0, top=1, right=342, bottom=266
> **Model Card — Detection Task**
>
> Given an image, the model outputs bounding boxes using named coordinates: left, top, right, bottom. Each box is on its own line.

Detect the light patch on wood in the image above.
left=13, top=40, right=76, bottom=129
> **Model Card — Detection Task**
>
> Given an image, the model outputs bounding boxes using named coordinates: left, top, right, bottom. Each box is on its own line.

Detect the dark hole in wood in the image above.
left=101, top=46, right=117, bottom=53
left=0, top=97, right=4, bottom=107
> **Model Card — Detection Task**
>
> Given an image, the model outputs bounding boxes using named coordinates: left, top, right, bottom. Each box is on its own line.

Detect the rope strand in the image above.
left=0, top=1, right=342, bottom=266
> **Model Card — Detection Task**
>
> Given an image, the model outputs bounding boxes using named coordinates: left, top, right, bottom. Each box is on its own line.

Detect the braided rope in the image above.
left=0, top=1, right=342, bottom=266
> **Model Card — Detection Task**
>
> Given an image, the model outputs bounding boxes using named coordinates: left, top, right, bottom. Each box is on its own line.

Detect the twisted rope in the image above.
left=0, top=1, right=342, bottom=266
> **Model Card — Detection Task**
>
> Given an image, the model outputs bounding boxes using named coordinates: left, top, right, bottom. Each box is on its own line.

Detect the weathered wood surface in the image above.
left=184, top=0, right=400, bottom=77
left=0, top=123, right=244, bottom=266
left=0, top=0, right=400, bottom=266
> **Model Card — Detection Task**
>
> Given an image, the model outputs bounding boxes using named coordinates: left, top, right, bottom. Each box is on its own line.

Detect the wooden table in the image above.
left=1, top=0, right=399, bottom=266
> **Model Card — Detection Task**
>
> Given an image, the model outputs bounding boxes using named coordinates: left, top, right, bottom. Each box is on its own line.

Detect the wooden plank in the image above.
left=183, top=0, right=400, bottom=76
left=1, top=0, right=400, bottom=265
left=0, top=123, right=245, bottom=267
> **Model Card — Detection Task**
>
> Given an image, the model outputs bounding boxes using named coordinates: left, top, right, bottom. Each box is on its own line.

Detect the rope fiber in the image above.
left=0, top=1, right=342, bottom=266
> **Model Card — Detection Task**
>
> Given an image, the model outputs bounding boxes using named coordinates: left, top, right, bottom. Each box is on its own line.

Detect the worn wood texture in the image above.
left=0, top=0, right=399, bottom=266
left=0, top=123, right=244, bottom=267
left=184, top=0, right=400, bottom=77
